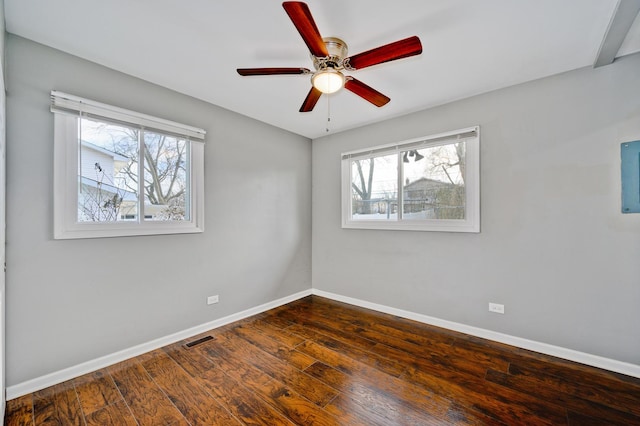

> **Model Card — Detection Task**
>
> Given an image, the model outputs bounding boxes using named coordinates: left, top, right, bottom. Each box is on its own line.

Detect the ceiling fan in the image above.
left=237, top=1, right=423, bottom=112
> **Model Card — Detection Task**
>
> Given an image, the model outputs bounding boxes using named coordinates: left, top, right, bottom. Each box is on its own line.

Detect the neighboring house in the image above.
left=403, top=177, right=464, bottom=219
left=353, top=177, right=463, bottom=219
left=78, top=141, right=137, bottom=221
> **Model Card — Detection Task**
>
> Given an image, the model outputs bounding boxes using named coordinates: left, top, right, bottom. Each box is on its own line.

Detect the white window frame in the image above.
left=341, top=126, right=480, bottom=233
left=52, top=91, right=206, bottom=239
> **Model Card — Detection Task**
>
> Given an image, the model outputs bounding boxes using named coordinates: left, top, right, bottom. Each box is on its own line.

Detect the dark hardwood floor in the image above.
left=5, top=295, right=640, bottom=425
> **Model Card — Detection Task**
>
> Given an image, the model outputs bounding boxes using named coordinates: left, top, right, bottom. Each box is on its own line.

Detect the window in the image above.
left=341, top=126, right=479, bottom=232
left=52, top=91, right=205, bottom=239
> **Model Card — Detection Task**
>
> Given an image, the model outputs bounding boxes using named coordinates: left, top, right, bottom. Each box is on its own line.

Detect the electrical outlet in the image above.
left=207, top=295, right=219, bottom=305
left=489, top=302, right=505, bottom=314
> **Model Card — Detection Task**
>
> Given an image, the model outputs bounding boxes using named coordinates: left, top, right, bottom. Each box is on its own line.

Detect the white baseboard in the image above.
left=8, top=287, right=639, bottom=400
left=6, top=289, right=312, bottom=400
left=312, top=289, right=640, bottom=379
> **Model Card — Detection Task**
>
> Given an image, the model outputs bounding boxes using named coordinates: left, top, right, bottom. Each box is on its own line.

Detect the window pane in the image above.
left=78, top=118, right=139, bottom=222
left=402, top=142, right=466, bottom=220
left=143, top=132, right=189, bottom=221
left=351, top=154, right=398, bottom=220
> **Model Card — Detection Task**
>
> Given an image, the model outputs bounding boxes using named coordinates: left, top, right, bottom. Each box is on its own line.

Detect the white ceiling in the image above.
left=5, top=0, right=640, bottom=139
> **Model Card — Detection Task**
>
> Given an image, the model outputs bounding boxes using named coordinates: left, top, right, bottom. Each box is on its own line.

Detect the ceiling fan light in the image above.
left=312, top=69, right=345, bottom=94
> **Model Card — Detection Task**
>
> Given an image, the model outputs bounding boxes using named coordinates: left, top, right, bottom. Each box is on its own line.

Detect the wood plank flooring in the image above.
left=5, top=295, right=640, bottom=425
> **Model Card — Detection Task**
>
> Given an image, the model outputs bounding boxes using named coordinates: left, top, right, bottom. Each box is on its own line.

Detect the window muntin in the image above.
left=342, top=127, right=479, bottom=232
left=52, top=91, right=205, bottom=239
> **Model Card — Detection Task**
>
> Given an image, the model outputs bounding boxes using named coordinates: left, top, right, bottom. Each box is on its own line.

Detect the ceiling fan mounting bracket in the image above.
left=342, top=58, right=355, bottom=71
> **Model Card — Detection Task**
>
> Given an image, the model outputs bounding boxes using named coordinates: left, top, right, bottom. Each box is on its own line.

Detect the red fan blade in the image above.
left=282, top=2, right=328, bottom=57
left=237, top=67, right=310, bottom=76
left=344, top=77, right=390, bottom=107
left=300, top=87, right=322, bottom=112
left=345, top=36, right=422, bottom=70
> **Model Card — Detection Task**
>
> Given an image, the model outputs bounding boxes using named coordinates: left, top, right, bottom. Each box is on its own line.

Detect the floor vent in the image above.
left=185, top=335, right=214, bottom=348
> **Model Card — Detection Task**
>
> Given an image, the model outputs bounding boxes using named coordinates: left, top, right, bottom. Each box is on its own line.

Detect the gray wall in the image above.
left=312, top=53, right=640, bottom=365
left=1, top=0, right=7, bottom=404
left=0, top=0, right=5, bottom=69
left=5, top=35, right=311, bottom=386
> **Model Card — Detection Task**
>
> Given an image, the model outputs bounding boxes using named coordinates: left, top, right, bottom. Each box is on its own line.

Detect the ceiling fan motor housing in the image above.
left=312, top=37, right=348, bottom=71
